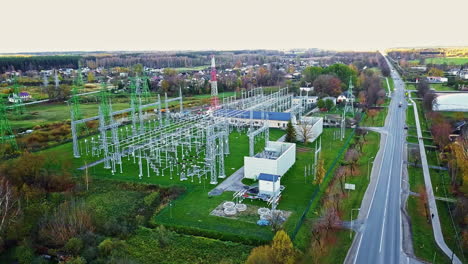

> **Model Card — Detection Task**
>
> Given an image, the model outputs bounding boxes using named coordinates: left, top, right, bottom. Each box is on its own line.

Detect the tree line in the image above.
left=0, top=56, right=80, bottom=73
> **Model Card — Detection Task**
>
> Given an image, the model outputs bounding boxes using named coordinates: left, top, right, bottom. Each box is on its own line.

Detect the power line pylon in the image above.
left=0, top=100, right=17, bottom=151
left=70, top=69, right=85, bottom=134
left=12, top=77, right=25, bottom=115
left=344, top=78, right=354, bottom=117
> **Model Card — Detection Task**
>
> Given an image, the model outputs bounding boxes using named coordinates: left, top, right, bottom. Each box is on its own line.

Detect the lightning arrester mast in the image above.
left=210, top=56, right=219, bottom=109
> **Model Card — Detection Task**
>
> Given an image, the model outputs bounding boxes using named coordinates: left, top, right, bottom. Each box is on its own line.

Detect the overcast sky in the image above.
left=1, top=0, right=467, bottom=53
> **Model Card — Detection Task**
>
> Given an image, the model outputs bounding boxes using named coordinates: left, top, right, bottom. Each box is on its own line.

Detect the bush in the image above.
left=98, top=238, right=125, bottom=257
left=64, top=237, right=84, bottom=255
left=66, top=256, right=86, bottom=264
left=38, top=200, right=94, bottom=247
left=143, top=191, right=160, bottom=207
left=14, top=244, right=35, bottom=264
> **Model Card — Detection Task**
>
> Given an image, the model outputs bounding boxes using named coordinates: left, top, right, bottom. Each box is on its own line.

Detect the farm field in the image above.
left=425, top=57, right=468, bottom=65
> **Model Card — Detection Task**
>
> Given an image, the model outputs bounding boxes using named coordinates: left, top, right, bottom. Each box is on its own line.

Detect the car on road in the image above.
left=399, top=102, right=402, bottom=107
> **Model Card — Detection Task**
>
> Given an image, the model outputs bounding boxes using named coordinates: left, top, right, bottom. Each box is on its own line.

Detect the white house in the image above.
left=426, top=76, right=448, bottom=83
left=258, top=173, right=281, bottom=196
left=459, top=70, right=468, bottom=80
left=294, top=117, right=323, bottom=143
left=8, top=92, right=31, bottom=103
left=447, top=68, right=460, bottom=76
left=244, top=141, right=296, bottom=180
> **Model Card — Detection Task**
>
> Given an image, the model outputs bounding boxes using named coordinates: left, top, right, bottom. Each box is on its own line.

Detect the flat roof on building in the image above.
left=216, top=109, right=291, bottom=121
left=258, top=173, right=280, bottom=182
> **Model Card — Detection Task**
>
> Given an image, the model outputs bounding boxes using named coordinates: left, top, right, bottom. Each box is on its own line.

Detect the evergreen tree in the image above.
left=285, top=120, right=296, bottom=143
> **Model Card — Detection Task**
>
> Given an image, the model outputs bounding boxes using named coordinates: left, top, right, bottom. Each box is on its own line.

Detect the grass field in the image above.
left=360, top=107, right=388, bottom=127
left=407, top=196, right=452, bottom=264
left=174, top=65, right=210, bottom=72
left=125, top=227, right=252, bottom=264
left=406, top=83, right=456, bottom=92
left=425, top=57, right=468, bottom=65
left=6, top=91, right=236, bottom=130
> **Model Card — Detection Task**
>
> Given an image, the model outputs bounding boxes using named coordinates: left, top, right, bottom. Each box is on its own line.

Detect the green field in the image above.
left=174, top=65, right=210, bottom=72
left=425, top=57, right=468, bottom=65
left=6, top=92, right=236, bottom=130
left=361, top=107, right=388, bottom=127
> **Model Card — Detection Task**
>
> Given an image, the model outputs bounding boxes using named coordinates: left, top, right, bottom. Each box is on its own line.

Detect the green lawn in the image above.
left=340, top=131, right=381, bottom=221
left=361, top=107, right=388, bottom=127
left=430, top=84, right=457, bottom=92
left=407, top=196, right=452, bottom=264
left=425, top=57, right=468, bottom=65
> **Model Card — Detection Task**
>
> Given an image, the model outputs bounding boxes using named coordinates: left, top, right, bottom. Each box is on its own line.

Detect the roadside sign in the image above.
left=345, top=183, right=355, bottom=190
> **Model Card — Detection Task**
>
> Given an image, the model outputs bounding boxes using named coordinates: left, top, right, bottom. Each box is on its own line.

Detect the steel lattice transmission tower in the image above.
left=0, top=99, right=17, bottom=150
left=344, top=78, right=354, bottom=117
left=210, top=56, right=219, bottom=109
left=70, top=69, right=84, bottom=133
left=12, top=78, right=25, bottom=115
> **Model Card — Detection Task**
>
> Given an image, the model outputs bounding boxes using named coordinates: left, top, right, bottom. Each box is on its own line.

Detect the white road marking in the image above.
left=379, top=142, right=394, bottom=252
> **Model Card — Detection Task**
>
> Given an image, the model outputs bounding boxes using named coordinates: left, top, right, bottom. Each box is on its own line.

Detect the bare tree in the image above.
left=345, top=148, right=360, bottom=175
left=408, top=147, right=421, bottom=167
left=335, top=166, right=349, bottom=194
left=0, top=178, right=20, bottom=236
left=295, top=120, right=314, bottom=144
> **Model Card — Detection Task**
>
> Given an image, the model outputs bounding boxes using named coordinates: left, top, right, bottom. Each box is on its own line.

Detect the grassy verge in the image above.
left=361, top=108, right=388, bottom=127
left=406, top=98, right=467, bottom=262
left=125, top=227, right=252, bottom=264
left=407, top=196, right=452, bottom=264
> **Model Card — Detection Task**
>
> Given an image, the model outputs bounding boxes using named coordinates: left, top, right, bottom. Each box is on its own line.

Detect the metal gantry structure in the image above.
left=72, top=86, right=298, bottom=186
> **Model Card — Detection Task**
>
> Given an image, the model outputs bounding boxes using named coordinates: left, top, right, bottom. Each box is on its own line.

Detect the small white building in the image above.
left=426, top=76, right=448, bottom=83
left=292, top=96, right=318, bottom=106
left=459, top=70, right=468, bottom=80
left=244, top=141, right=296, bottom=180
left=258, top=173, right=281, bottom=196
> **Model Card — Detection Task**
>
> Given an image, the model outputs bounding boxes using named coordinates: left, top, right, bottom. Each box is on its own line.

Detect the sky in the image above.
left=1, top=0, right=467, bottom=53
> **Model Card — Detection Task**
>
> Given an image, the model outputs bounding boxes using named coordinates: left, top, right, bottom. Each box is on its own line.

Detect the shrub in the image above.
left=143, top=191, right=160, bottom=207
left=64, top=237, right=84, bottom=255
left=39, top=200, right=94, bottom=247
left=98, top=238, right=125, bottom=257
left=14, top=244, right=35, bottom=264
left=66, top=256, right=86, bottom=264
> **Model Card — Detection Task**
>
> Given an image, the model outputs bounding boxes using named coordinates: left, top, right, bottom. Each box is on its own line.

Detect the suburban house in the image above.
left=426, top=76, right=448, bottom=83
left=8, top=92, right=32, bottom=103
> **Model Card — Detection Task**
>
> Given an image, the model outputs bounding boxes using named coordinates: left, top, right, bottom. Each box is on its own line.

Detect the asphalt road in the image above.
left=352, top=58, right=408, bottom=264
